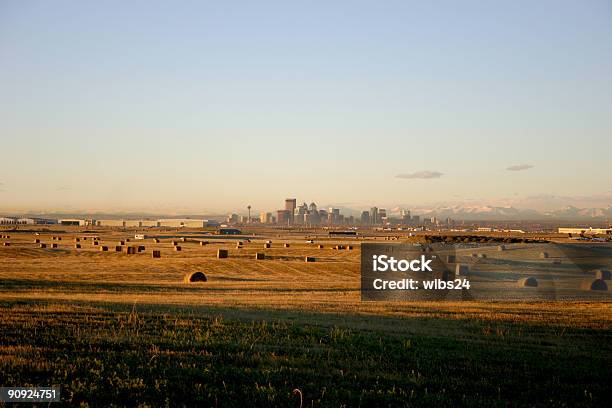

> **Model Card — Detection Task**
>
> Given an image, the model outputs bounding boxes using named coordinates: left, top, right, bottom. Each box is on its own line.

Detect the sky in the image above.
left=1, top=0, right=611, bottom=214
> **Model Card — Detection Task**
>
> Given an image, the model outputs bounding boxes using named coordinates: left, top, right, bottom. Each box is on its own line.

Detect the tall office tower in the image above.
left=277, top=210, right=291, bottom=225
left=360, top=211, right=370, bottom=225
left=370, top=207, right=378, bottom=225
left=285, top=198, right=296, bottom=224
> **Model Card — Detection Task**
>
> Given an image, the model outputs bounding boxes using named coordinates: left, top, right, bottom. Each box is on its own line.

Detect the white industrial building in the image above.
left=558, top=227, right=612, bottom=235
left=158, top=219, right=208, bottom=228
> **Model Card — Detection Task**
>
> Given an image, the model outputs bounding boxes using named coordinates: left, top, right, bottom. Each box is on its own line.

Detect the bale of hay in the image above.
left=540, top=252, right=549, bottom=259
left=57, top=237, right=62, bottom=241
left=284, top=243, right=290, bottom=248
left=100, top=246, right=108, bottom=251
left=217, top=249, right=228, bottom=259
left=497, top=245, right=506, bottom=251
left=153, top=238, right=160, bottom=243
left=3, top=242, right=9, bottom=246
left=347, top=245, right=353, bottom=250
left=255, top=253, right=265, bottom=260
left=125, top=246, right=137, bottom=254
left=477, top=253, right=487, bottom=259
left=74, top=238, right=80, bottom=242
left=138, top=245, right=146, bottom=252
left=266, top=240, right=272, bottom=244
left=593, top=269, right=611, bottom=280
left=318, top=245, right=324, bottom=249
left=181, top=237, right=187, bottom=242
left=51, top=243, right=58, bottom=248
left=75, top=244, right=81, bottom=249
left=185, top=271, right=207, bottom=283
left=118, top=240, right=125, bottom=245
left=446, top=255, right=456, bottom=263
left=34, top=239, right=40, bottom=243
left=264, top=243, right=271, bottom=249
left=92, top=241, right=99, bottom=246
left=581, top=279, right=608, bottom=291
left=172, top=240, right=178, bottom=246
left=40, top=243, right=47, bottom=248
left=518, top=276, right=538, bottom=287
left=235, top=244, right=242, bottom=249
left=456, top=264, right=469, bottom=276
left=125, top=238, right=131, bottom=242
left=115, top=245, right=122, bottom=252
left=305, top=256, right=315, bottom=262
left=82, top=237, right=87, bottom=240
left=152, top=250, right=161, bottom=258
left=174, top=246, right=182, bottom=251
left=200, top=241, right=208, bottom=246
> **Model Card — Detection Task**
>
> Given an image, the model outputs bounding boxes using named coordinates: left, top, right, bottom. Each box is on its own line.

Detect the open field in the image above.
left=0, top=227, right=611, bottom=407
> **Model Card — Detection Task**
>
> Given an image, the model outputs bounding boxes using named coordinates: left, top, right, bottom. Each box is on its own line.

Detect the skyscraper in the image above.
left=285, top=198, right=296, bottom=224
left=370, top=207, right=378, bottom=225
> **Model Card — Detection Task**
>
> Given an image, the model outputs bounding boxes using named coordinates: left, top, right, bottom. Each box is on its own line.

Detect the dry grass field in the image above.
left=0, top=227, right=610, bottom=407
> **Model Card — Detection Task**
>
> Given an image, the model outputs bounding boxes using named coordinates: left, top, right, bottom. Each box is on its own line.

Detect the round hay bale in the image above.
left=51, top=243, right=58, bottom=248
left=581, top=279, right=608, bottom=291
left=318, top=245, right=324, bottom=249
left=115, top=245, right=122, bottom=252
left=284, top=243, right=290, bottom=248
left=3, top=242, right=9, bottom=246
left=174, top=246, right=182, bottom=251
left=40, top=243, right=47, bottom=248
left=34, top=239, right=40, bottom=243
left=456, top=264, right=469, bottom=276
left=266, top=240, right=272, bottom=244
left=185, top=271, right=207, bottom=283
left=305, top=256, right=315, bottom=262
left=518, top=276, right=538, bottom=287
left=217, top=249, right=228, bottom=258
left=118, top=240, right=125, bottom=245
left=346, top=245, right=353, bottom=250
left=152, top=250, right=161, bottom=258
left=264, top=243, right=271, bottom=249
left=75, top=244, right=82, bottom=249
left=200, top=241, right=208, bottom=246
left=497, top=245, right=505, bottom=251
left=74, top=238, right=80, bottom=242
left=255, top=252, right=265, bottom=260
left=100, top=246, right=108, bottom=251
left=593, top=269, right=611, bottom=280
left=539, top=252, right=549, bottom=259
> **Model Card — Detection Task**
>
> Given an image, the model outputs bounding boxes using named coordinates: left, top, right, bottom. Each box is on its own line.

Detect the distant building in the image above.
left=360, top=211, right=370, bottom=225
left=277, top=210, right=292, bottom=225
left=158, top=219, right=207, bottom=228
left=260, top=212, right=273, bottom=224
left=285, top=199, right=296, bottom=224
left=226, top=214, right=239, bottom=224
left=59, top=219, right=87, bottom=226
left=370, top=207, right=378, bottom=224
left=559, top=227, right=612, bottom=235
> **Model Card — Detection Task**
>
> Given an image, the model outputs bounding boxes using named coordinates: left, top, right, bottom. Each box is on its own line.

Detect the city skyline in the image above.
left=1, top=0, right=611, bottom=212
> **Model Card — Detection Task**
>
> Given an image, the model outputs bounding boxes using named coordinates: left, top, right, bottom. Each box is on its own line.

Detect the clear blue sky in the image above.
left=1, top=0, right=611, bottom=213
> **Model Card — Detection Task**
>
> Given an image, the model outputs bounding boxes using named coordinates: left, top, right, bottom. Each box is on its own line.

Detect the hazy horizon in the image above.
left=2, top=0, right=611, bottom=213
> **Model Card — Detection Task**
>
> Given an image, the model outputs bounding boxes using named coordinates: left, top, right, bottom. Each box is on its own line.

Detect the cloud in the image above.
left=395, top=171, right=443, bottom=179
left=506, top=164, right=534, bottom=171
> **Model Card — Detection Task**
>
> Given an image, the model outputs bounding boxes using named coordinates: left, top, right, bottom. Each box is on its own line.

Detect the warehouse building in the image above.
left=558, top=227, right=612, bottom=235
